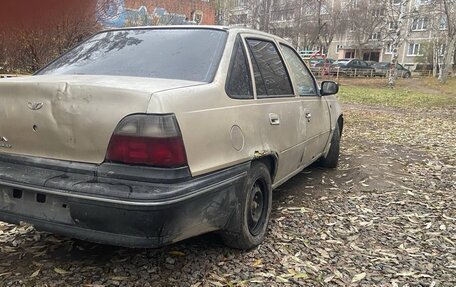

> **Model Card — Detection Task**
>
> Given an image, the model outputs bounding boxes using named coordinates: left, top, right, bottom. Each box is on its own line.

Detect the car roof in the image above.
left=99, top=25, right=288, bottom=43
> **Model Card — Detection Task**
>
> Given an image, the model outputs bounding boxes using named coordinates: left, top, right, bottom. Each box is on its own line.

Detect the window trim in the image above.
left=279, top=43, right=319, bottom=97
left=225, top=35, right=254, bottom=100
left=244, top=37, right=296, bottom=99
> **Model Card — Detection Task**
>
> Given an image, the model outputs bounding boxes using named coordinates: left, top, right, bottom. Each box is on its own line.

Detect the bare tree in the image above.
left=313, top=0, right=347, bottom=53
left=384, top=0, right=409, bottom=88
left=345, top=0, right=387, bottom=58
left=438, top=0, right=456, bottom=83
left=216, top=0, right=237, bottom=25
left=2, top=1, right=101, bottom=73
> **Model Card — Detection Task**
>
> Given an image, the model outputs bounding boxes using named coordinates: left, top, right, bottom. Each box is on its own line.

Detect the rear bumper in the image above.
left=0, top=154, right=249, bottom=247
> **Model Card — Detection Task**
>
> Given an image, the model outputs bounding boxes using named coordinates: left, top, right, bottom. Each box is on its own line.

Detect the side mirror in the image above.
left=321, top=81, right=339, bottom=96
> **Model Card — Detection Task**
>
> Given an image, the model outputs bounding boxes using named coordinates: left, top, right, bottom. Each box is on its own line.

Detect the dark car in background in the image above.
left=330, top=59, right=375, bottom=76
left=371, top=62, right=411, bottom=78
left=310, top=58, right=335, bottom=75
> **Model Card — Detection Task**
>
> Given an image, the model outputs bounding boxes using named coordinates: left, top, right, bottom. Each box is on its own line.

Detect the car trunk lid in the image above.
left=0, top=75, right=202, bottom=164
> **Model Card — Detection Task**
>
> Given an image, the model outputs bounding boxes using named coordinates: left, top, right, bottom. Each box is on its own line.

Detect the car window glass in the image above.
left=38, top=29, right=227, bottom=82
left=280, top=44, right=317, bottom=96
left=246, top=39, right=294, bottom=98
left=226, top=38, right=253, bottom=99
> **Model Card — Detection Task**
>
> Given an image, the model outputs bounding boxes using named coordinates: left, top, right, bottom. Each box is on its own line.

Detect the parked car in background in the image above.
left=310, top=58, right=335, bottom=75
left=0, top=26, right=343, bottom=250
left=330, top=59, right=375, bottom=76
left=371, top=62, right=411, bottom=78
left=365, top=60, right=378, bottom=67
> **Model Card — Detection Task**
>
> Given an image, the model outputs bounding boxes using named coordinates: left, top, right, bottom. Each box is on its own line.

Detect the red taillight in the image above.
left=106, top=114, right=188, bottom=168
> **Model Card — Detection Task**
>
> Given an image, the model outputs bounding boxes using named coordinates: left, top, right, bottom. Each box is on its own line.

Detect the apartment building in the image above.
left=329, top=0, right=447, bottom=68
left=226, top=0, right=448, bottom=68
left=226, top=0, right=331, bottom=51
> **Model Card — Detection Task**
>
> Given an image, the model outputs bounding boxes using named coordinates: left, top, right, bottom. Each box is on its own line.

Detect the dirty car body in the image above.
left=0, top=26, right=343, bottom=248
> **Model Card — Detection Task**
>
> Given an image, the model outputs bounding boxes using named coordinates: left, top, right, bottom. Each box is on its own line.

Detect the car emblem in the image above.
left=28, top=102, right=44, bottom=111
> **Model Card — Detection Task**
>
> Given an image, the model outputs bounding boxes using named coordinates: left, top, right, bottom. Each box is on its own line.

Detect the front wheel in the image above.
left=319, top=124, right=341, bottom=168
left=221, top=161, right=272, bottom=250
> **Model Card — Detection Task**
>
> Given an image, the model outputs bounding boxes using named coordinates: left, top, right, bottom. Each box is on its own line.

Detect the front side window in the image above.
left=246, top=39, right=294, bottom=98
left=280, top=45, right=317, bottom=96
left=226, top=37, right=253, bottom=99
left=38, top=29, right=228, bottom=82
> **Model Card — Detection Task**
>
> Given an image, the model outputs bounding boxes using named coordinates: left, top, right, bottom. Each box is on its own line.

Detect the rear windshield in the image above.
left=37, top=29, right=228, bottom=82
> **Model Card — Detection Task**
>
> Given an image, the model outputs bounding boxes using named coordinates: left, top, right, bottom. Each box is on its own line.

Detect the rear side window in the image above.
left=280, top=45, right=317, bottom=96
left=226, top=37, right=253, bottom=99
left=246, top=39, right=294, bottom=98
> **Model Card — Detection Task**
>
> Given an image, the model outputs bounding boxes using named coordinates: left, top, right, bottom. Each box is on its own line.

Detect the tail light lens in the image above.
left=106, top=114, right=187, bottom=168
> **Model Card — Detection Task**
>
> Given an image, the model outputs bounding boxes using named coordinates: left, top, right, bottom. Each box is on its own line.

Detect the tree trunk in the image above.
left=388, top=0, right=408, bottom=88
left=432, top=41, right=439, bottom=78
left=439, top=37, right=456, bottom=83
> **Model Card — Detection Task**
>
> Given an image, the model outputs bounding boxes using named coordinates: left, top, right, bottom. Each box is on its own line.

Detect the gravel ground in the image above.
left=0, top=103, right=455, bottom=287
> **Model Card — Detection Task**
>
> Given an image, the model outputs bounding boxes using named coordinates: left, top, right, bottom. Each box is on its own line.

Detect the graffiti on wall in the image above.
left=96, top=0, right=203, bottom=27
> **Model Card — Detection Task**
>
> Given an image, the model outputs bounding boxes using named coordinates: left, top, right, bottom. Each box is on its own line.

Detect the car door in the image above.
left=279, top=44, right=332, bottom=166
left=358, top=60, right=372, bottom=76
left=242, top=35, right=305, bottom=182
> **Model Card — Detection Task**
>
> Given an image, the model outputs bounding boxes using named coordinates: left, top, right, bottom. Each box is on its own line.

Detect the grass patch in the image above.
left=420, top=77, right=456, bottom=95
left=338, top=79, right=456, bottom=108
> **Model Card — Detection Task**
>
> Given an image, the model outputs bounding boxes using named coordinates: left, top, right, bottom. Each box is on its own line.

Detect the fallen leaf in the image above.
left=30, top=269, right=40, bottom=278
left=168, top=251, right=186, bottom=257
left=53, top=268, right=70, bottom=275
left=351, top=272, right=366, bottom=283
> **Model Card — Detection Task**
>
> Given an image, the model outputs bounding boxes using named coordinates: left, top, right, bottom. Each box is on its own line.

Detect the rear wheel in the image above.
left=319, top=124, right=341, bottom=168
left=403, top=72, right=411, bottom=78
left=221, top=162, right=272, bottom=250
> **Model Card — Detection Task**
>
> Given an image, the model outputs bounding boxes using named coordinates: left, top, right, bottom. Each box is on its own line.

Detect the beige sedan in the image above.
left=0, top=26, right=343, bottom=249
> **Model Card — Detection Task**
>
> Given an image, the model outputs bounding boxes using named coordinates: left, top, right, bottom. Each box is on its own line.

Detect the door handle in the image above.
left=269, top=113, right=280, bottom=125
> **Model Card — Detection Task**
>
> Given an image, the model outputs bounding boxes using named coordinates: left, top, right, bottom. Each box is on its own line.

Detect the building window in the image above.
left=234, top=0, right=247, bottom=7
left=336, top=45, right=343, bottom=53
left=345, top=51, right=355, bottom=58
left=388, top=21, right=397, bottom=31
left=416, top=0, right=432, bottom=5
left=369, top=32, right=381, bottom=40
left=385, top=43, right=393, bottom=54
left=439, top=16, right=448, bottom=30
left=407, top=43, right=421, bottom=56
left=372, top=9, right=385, bottom=17
left=411, top=18, right=428, bottom=31
left=321, top=4, right=329, bottom=15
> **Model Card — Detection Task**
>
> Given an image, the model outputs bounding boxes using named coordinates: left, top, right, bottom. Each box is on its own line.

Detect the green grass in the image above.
left=338, top=81, right=456, bottom=109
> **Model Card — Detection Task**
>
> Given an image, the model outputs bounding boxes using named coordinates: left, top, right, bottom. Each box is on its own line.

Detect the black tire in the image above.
left=319, top=124, right=341, bottom=168
left=403, top=72, right=411, bottom=78
left=221, top=161, right=272, bottom=250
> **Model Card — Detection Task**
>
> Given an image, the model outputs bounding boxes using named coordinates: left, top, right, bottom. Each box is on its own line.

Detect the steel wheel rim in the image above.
left=247, top=180, right=267, bottom=236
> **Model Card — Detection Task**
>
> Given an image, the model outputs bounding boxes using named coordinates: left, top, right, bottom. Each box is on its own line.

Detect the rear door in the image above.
left=279, top=44, right=331, bottom=166
left=242, top=35, right=305, bottom=182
